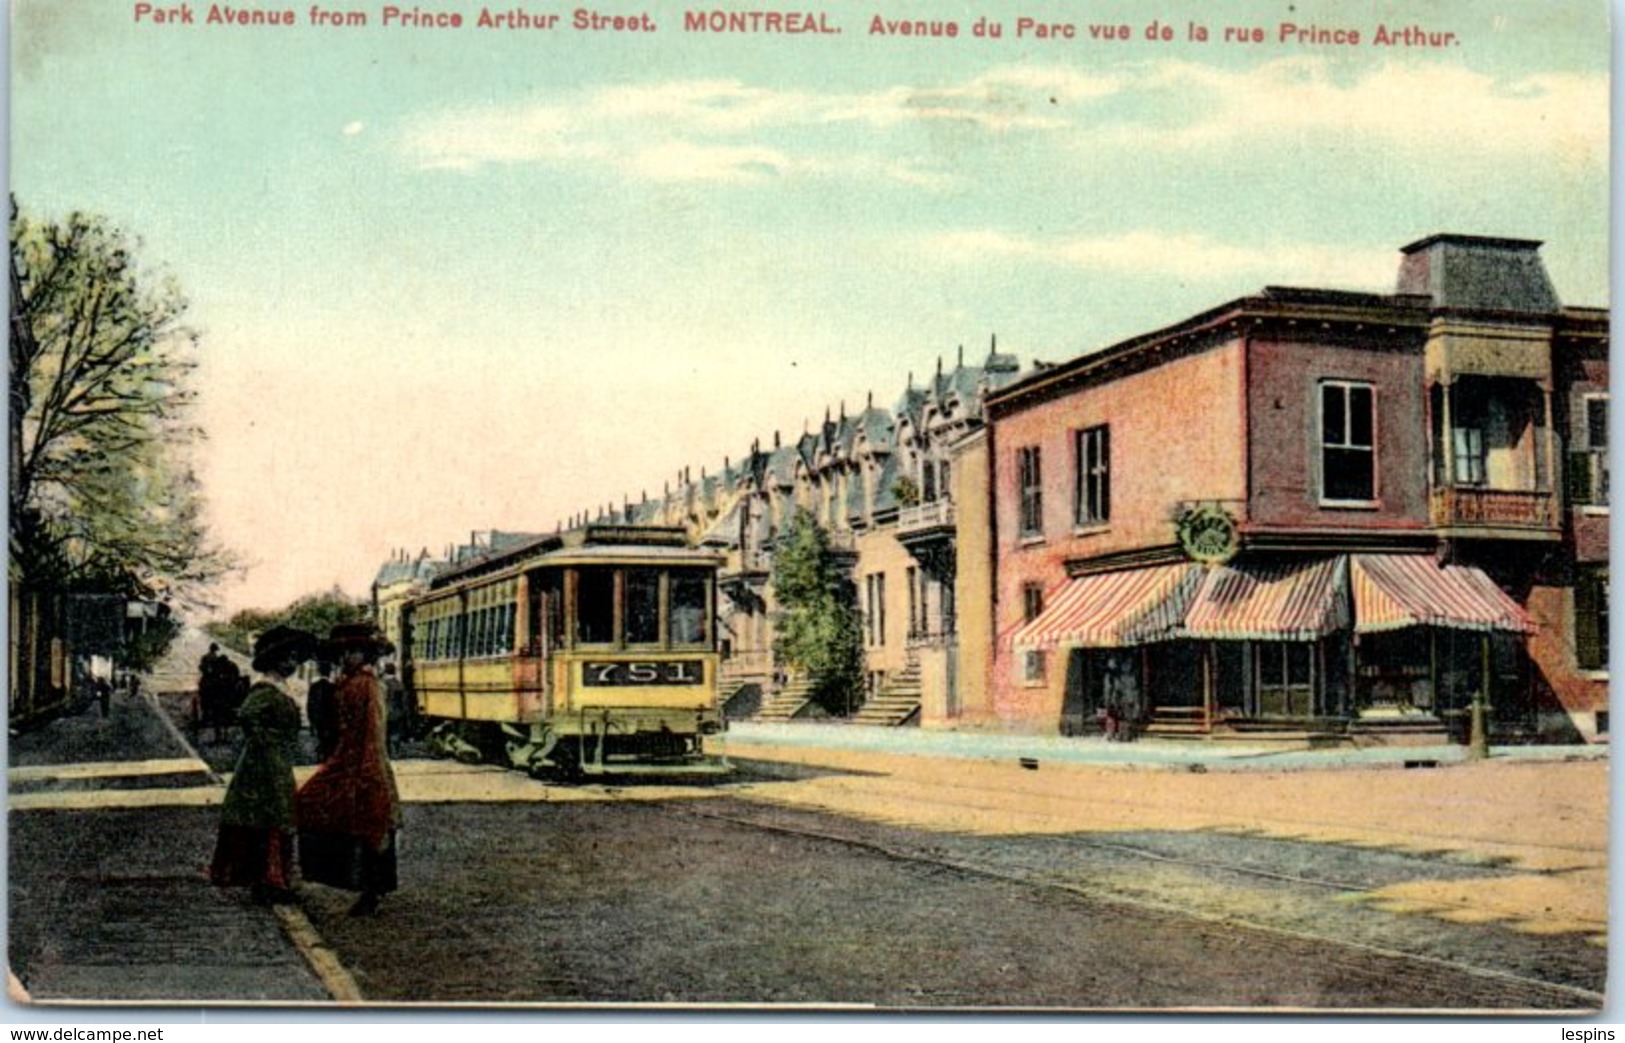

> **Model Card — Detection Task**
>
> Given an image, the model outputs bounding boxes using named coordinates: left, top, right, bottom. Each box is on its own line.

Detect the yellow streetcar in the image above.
left=403, top=525, right=728, bottom=778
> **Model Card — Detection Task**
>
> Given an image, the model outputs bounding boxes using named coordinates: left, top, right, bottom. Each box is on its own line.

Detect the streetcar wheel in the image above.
left=546, top=741, right=583, bottom=783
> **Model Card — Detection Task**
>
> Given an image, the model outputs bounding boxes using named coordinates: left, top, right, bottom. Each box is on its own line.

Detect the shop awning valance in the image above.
left=1177, top=557, right=1349, bottom=641
left=1351, top=554, right=1535, bottom=635
left=1004, top=564, right=1202, bottom=651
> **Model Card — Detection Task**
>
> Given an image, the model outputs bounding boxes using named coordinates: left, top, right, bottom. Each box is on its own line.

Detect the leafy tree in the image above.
left=9, top=202, right=233, bottom=607
left=771, top=509, right=864, bottom=714
left=206, top=587, right=368, bottom=658
left=283, top=587, right=371, bottom=646
left=122, top=609, right=182, bottom=673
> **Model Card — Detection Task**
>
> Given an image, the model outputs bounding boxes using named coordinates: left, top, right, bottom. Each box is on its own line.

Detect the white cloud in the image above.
left=342, top=121, right=365, bottom=137
left=1089, top=58, right=1606, bottom=167
left=396, top=57, right=1605, bottom=186
left=923, top=229, right=1395, bottom=288
left=396, top=72, right=1087, bottom=183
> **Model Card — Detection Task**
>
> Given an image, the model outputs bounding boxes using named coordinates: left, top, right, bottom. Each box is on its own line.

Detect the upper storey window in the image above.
left=1570, top=394, right=1610, bottom=509
left=1018, top=446, right=1043, bottom=537
left=1320, top=381, right=1376, bottom=504
left=1074, top=425, right=1110, bottom=527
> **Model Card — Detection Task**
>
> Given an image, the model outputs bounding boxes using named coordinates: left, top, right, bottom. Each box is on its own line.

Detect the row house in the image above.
left=574, top=347, right=1021, bottom=723
left=965, top=235, right=1607, bottom=743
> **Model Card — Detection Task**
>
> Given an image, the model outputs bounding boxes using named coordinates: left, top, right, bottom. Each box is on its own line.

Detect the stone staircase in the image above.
left=754, top=674, right=819, bottom=722
left=721, top=682, right=763, bottom=719
left=853, top=659, right=922, bottom=727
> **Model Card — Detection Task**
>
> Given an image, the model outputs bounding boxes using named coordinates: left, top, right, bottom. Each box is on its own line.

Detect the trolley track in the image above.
left=675, top=795, right=1605, bottom=1010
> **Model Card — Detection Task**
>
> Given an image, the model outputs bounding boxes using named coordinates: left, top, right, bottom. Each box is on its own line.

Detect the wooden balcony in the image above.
left=1430, top=487, right=1559, bottom=536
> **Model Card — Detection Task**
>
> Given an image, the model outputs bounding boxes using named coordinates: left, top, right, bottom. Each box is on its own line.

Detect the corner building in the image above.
left=976, top=235, right=1608, bottom=743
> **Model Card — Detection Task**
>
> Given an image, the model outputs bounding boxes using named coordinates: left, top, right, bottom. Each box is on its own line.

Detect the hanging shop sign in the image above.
left=1176, top=504, right=1240, bottom=565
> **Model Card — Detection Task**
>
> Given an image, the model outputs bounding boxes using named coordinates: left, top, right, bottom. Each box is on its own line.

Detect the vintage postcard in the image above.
left=6, top=0, right=1610, bottom=1019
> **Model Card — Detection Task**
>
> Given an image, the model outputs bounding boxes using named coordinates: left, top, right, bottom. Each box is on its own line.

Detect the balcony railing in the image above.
left=906, top=624, right=958, bottom=649
left=1431, top=487, right=1558, bottom=531
left=897, top=499, right=956, bottom=536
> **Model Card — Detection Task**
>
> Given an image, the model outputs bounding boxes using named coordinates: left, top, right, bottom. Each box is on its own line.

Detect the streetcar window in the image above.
left=626, top=569, right=661, bottom=645
left=502, top=603, right=516, bottom=654
left=534, top=572, right=564, bottom=651
left=670, top=571, right=708, bottom=646
left=577, top=568, right=615, bottom=644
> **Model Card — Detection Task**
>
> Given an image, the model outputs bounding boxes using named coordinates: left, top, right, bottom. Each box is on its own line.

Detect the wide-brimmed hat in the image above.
left=325, top=622, right=395, bottom=658
left=252, top=625, right=317, bottom=673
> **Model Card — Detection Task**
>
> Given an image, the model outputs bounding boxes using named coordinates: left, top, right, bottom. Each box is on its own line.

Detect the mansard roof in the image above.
left=1397, top=234, right=1561, bottom=314
left=372, top=551, right=442, bottom=589
left=852, top=404, right=895, bottom=452
left=871, top=454, right=901, bottom=515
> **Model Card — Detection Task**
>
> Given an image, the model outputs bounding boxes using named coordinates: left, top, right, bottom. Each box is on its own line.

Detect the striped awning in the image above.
left=1351, top=555, right=1535, bottom=635
left=1178, top=557, right=1349, bottom=641
left=1004, top=564, right=1203, bottom=651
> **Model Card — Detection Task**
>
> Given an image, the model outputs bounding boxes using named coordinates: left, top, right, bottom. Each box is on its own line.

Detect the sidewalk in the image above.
left=7, top=691, right=329, bottom=1005
left=721, top=719, right=1609, bottom=773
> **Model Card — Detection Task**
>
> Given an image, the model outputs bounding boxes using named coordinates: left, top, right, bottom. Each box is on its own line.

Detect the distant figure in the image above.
left=306, top=660, right=339, bottom=761
left=209, top=626, right=315, bottom=906
left=382, top=662, right=410, bottom=756
left=196, top=643, right=242, bottom=742
left=195, top=643, right=223, bottom=736
left=1103, top=655, right=1141, bottom=743
left=297, top=624, right=401, bottom=918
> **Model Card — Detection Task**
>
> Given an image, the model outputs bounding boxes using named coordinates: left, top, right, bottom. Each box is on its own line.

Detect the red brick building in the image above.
left=978, top=235, right=1608, bottom=743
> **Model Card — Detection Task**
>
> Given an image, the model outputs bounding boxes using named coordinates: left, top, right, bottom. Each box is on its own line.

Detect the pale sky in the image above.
left=9, top=0, right=1610, bottom=617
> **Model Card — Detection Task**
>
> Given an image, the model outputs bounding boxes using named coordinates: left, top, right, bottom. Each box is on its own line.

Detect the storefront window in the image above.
left=1256, top=641, right=1314, bottom=716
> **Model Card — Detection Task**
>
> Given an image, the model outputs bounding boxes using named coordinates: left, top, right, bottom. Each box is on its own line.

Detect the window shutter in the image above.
left=1567, top=450, right=1594, bottom=506
left=1574, top=570, right=1602, bottom=671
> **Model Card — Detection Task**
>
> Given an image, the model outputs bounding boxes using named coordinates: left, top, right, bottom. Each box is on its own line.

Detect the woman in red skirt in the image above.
left=296, top=623, right=401, bottom=917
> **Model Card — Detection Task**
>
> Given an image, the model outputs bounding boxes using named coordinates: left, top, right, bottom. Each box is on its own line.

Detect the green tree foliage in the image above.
left=9, top=202, right=233, bottom=607
left=122, top=611, right=182, bottom=673
left=206, top=587, right=369, bottom=658
left=771, top=509, right=864, bottom=714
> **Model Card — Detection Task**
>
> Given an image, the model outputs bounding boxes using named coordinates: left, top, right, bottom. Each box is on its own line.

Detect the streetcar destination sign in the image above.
left=582, top=660, right=705, bottom=686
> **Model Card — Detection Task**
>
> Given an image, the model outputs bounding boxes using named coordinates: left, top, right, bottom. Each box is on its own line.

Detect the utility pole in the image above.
left=1467, top=634, right=1490, bottom=760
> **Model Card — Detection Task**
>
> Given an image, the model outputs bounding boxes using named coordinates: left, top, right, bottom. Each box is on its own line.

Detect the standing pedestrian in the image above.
left=306, top=659, right=339, bottom=762
left=209, top=625, right=315, bottom=906
left=382, top=662, right=410, bottom=756
left=194, top=643, right=224, bottom=740
left=296, top=623, right=401, bottom=917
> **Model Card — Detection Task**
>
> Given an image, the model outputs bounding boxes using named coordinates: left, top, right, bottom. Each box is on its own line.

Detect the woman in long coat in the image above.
left=209, top=625, right=315, bottom=905
left=296, top=623, right=401, bottom=917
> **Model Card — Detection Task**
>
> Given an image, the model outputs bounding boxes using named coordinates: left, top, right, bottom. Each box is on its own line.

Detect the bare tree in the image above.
left=9, top=201, right=233, bottom=603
